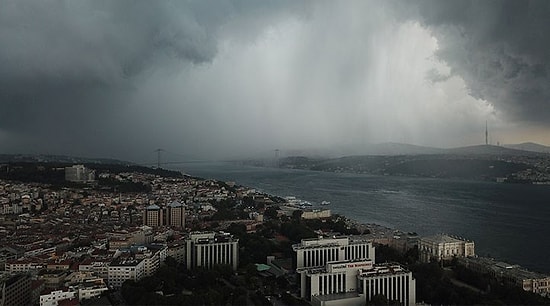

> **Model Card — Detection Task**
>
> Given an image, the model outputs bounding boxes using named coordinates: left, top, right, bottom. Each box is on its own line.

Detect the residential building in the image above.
left=142, top=204, right=164, bottom=227
left=165, top=201, right=185, bottom=228
left=107, top=257, right=145, bottom=289
left=0, top=273, right=31, bottom=306
left=167, top=240, right=186, bottom=264
left=39, top=289, right=76, bottom=306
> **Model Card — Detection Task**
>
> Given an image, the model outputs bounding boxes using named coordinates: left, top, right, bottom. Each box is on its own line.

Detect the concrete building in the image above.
left=107, top=257, right=145, bottom=289
left=142, top=204, right=164, bottom=228
left=6, top=258, right=44, bottom=274
left=39, top=289, right=76, bottom=306
left=184, top=232, right=239, bottom=270
left=298, top=259, right=416, bottom=306
left=293, top=236, right=375, bottom=269
left=64, top=165, right=95, bottom=183
left=0, top=273, right=31, bottom=306
left=460, top=257, right=550, bottom=297
left=167, top=241, right=186, bottom=264
left=302, top=209, right=331, bottom=220
left=132, top=245, right=167, bottom=277
left=294, top=236, right=415, bottom=305
left=357, top=263, right=416, bottom=306
left=419, top=234, right=474, bottom=262
left=165, top=201, right=185, bottom=228
left=78, top=259, right=110, bottom=280
left=299, top=259, right=374, bottom=299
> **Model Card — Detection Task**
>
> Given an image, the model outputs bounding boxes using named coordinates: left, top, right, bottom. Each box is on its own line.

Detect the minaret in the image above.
left=485, top=120, right=489, bottom=145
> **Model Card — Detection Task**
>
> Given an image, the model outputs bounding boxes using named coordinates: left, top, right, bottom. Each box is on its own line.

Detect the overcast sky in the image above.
left=1, top=0, right=549, bottom=161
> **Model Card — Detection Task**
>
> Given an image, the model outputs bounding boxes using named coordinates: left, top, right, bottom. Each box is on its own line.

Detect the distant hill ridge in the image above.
left=502, top=142, right=550, bottom=153
left=0, top=154, right=133, bottom=165
left=342, top=142, right=549, bottom=157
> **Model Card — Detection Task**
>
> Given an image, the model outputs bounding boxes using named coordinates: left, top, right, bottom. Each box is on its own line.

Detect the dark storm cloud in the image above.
left=2, top=0, right=550, bottom=160
left=406, top=0, right=550, bottom=123
left=0, top=0, right=309, bottom=157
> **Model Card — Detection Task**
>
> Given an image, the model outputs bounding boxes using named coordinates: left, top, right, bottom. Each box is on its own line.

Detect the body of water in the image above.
left=177, top=162, right=550, bottom=274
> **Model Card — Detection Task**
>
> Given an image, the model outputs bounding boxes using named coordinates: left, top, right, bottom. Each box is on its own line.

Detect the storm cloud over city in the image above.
left=1, top=0, right=549, bottom=160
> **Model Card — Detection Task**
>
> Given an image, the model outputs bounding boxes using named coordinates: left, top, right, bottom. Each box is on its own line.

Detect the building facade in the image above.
left=294, top=236, right=415, bottom=306
left=64, top=165, right=95, bottom=183
left=107, top=258, right=145, bottom=289
left=39, top=289, right=76, bottom=306
left=165, top=201, right=185, bottom=228
left=184, top=232, right=239, bottom=270
left=142, top=204, right=164, bottom=227
left=293, top=236, right=375, bottom=269
left=0, top=274, right=31, bottom=306
left=419, top=234, right=475, bottom=263
left=358, top=263, right=416, bottom=306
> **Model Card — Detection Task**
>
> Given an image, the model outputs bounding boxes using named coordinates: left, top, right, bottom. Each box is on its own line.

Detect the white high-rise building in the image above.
left=299, top=259, right=374, bottom=299
left=294, top=236, right=415, bottom=306
left=293, top=236, right=375, bottom=269
left=357, top=263, right=416, bottom=306
left=184, top=232, right=239, bottom=271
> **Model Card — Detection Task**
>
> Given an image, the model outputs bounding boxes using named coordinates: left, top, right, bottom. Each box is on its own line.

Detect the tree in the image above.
left=292, top=209, right=303, bottom=221
left=264, top=206, right=279, bottom=220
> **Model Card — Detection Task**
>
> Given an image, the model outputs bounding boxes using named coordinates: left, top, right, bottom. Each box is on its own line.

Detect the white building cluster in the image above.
left=293, top=236, right=416, bottom=306
left=64, top=165, right=95, bottom=183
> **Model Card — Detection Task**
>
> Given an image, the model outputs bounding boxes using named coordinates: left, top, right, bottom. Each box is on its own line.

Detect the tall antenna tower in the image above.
left=274, top=149, right=280, bottom=168
left=485, top=121, right=488, bottom=145
left=155, top=149, right=164, bottom=168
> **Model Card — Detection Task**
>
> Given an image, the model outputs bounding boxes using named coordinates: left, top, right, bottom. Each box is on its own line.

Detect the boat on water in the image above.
left=284, top=196, right=313, bottom=207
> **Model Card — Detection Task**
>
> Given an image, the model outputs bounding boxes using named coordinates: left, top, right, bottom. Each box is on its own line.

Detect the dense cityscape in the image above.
left=1, top=162, right=549, bottom=305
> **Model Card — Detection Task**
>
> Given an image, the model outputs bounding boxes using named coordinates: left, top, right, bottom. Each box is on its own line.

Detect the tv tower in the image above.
left=274, top=149, right=280, bottom=168
left=155, top=149, right=164, bottom=168
left=485, top=120, right=489, bottom=145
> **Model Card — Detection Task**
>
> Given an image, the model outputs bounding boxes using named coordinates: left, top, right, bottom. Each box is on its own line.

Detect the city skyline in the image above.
left=1, top=0, right=549, bottom=160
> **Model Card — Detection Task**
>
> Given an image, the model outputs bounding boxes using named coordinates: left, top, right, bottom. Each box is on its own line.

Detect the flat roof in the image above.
left=421, top=234, right=471, bottom=244
left=311, top=292, right=361, bottom=302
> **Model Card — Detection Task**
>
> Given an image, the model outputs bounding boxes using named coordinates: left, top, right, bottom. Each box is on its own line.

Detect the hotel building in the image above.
left=294, top=236, right=415, bottom=306
left=357, top=263, right=416, bottom=306
left=184, top=232, right=239, bottom=271
left=293, top=236, right=375, bottom=269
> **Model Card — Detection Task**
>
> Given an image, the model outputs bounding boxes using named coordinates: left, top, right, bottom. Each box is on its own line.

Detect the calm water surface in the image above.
left=177, top=162, right=550, bottom=274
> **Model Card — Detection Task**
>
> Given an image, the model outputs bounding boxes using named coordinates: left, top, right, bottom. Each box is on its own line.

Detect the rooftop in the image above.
left=421, top=234, right=472, bottom=244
